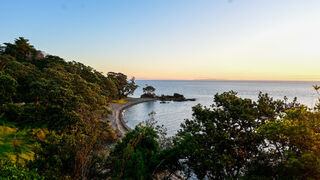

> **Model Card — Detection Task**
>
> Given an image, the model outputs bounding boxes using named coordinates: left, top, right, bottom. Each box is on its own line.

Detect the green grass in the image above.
left=0, top=121, right=34, bottom=163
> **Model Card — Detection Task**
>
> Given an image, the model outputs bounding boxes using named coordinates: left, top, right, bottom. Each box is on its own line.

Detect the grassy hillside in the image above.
left=0, top=124, right=34, bottom=162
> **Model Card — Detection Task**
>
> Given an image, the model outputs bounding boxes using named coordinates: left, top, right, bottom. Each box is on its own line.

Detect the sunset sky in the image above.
left=1, top=0, right=320, bottom=81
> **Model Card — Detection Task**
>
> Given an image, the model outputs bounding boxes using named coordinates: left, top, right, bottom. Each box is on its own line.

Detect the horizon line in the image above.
left=134, top=78, right=320, bottom=82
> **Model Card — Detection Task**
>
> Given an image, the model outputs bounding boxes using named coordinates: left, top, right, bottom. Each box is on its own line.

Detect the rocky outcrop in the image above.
left=140, top=93, right=157, bottom=98
left=140, top=93, right=196, bottom=102
left=158, top=93, right=196, bottom=101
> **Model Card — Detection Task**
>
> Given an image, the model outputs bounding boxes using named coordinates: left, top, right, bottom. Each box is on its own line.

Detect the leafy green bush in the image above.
left=0, top=159, right=44, bottom=180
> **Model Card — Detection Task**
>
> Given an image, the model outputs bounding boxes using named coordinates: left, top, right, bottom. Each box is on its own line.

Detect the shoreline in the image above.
left=105, top=97, right=155, bottom=137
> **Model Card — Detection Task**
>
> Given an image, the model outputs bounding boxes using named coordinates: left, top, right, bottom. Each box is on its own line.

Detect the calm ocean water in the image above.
left=124, top=80, right=320, bottom=136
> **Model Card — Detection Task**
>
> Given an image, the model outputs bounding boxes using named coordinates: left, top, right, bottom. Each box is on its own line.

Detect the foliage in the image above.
left=258, top=106, right=320, bottom=179
left=104, top=90, right=320, bottom=179
left=0, top=37, right=127, bottom=131
left=141, top=84, right=157, bottom=98
left=0, top=38, right=126, bottom=179
left=107, top=113, right=174, bottom=179
left=1, top=37, right=43, bottom=60
left=0, top=71, right=18, bottom=104
left=107, top=72, right=138, bottom=99
left=0, top=159, right=44, bottom=180
left=169, top=91, right=300, bottom=179
left=28, top=131, right=76, bottom=179
left=0, top=124, right=34, bottom=163
left=4, top=37, right=320, bottom=179
left=143, top=84, right=156, bottom=95
left=109, top=125, right=159, bottom=179
left=26, top=118, right=116, bottom=179
left=0, top=55, right=15, bottom=71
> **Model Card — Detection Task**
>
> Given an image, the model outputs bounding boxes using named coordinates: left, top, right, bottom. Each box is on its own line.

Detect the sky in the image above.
left=1, top=0, right=320, bottom=81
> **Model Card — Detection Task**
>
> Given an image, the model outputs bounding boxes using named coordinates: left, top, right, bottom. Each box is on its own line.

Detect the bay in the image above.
left=124, top=80, right=319, bottom=136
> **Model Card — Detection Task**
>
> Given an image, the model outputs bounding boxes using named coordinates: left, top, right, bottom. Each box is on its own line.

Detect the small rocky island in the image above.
left=140, top=85, right=196, bottom=102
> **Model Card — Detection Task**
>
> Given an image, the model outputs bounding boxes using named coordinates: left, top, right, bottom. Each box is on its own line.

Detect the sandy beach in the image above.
left=104, top=97, right=155, bottom=137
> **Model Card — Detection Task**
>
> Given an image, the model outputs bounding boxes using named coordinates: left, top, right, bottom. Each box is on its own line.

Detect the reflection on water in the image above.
left=124, top=101, right=155, bottom=124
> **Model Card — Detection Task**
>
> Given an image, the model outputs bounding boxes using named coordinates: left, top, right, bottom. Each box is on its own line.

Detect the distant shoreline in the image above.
left=135, top=79, right=319, bottom=83
left=105, top=97, right=155, bottom=137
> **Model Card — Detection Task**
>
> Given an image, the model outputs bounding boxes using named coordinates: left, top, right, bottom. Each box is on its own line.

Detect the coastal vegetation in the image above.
left=141, top=85, right=156, bottom=98
left=0, top=38, right=137, bottom=179
left=111, top=91, right=320, bottom=179
left=141, top=85, right=196, bottom=101
left=1, top=38, right=320, bottom=179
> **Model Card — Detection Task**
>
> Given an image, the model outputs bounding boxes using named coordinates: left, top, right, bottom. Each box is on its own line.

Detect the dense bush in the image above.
left=170, top=91, right=300, bottom=179
left=0, top=159, right=44, bottom=180
left=106, top=114, right=176, bottom=179
left=0, top=37, right=136, bottom=179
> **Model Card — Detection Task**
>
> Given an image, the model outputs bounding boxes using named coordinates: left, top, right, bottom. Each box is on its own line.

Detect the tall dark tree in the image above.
left=3, top=37, right=37, bottom=60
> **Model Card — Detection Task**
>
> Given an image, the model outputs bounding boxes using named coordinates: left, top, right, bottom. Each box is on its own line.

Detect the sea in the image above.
left=123, top=80, right=320, bottom=136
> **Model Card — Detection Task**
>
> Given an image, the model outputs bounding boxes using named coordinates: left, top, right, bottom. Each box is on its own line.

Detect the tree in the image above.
left=2, top=37, right=37, bottom=60
left=141, top=85, right=156, bottom=98
left=107, top=72, right=138, bottom=98
left=29, top=132, right=77, bottom=179
left=0, top=71, right=18, bottom=104
left=170, top=91, right=299, bottom=179
left=0, top=55, right=15, bottom=71
left=0, top=159, right=44, bottom=180
left=107, top=113, right=175, bottom=179
left=0, top=37, right=123, bottom=179
left=257, top=105, right=320, bottom=179
left=3, top=60, right=41, bottom=103
left=143, top=85, right=156, bottom=95
left=108, top=125, right=159, bottom=179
